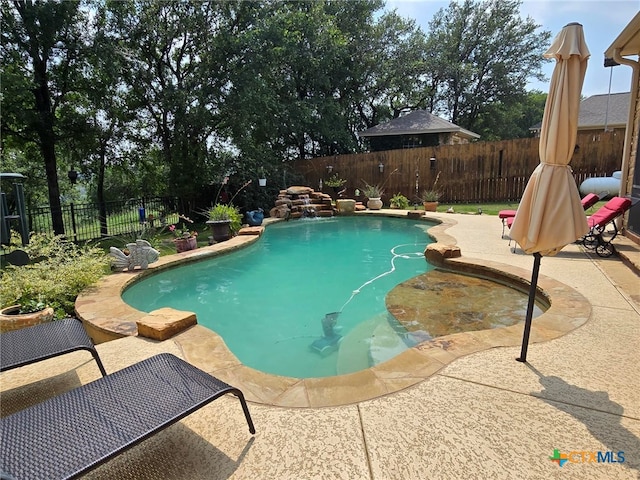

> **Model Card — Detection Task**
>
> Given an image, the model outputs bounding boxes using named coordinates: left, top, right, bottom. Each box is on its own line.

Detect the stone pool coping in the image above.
left=76, top=211, right=591, bottom=408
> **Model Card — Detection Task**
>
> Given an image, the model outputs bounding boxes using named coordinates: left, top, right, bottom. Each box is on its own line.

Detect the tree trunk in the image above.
left=32, top=55, right=65, bottom=235
left=97, top=140, right=108, bottom=236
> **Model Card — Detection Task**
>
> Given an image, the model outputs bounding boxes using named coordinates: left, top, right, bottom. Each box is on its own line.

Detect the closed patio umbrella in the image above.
left=510, top=22, right=590, bottom=362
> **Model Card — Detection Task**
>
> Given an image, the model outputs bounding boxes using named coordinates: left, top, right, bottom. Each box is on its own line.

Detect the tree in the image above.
left=423, top=0, right=551, bottom=137
left=350, top=9, right=431, bottom=130
left=105, top=0, right=243, bottom=205
left=1, top=0, right=89, bottom=235
left=222, top=0, right=429, bottom=159
left=223, top=0, right=362, bottom=160
left=473, top=90, right=547, bottom=140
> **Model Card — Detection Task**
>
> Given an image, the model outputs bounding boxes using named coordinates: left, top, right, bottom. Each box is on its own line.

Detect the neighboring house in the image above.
left=530, top=92, right=630, bottom=135
left=358, top=110, right=480, bottom=152
left=605, top=12, right=640, bottom=243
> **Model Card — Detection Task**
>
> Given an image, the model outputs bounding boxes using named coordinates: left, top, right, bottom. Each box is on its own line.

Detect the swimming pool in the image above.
left=122, top=216, right=434, bottom=378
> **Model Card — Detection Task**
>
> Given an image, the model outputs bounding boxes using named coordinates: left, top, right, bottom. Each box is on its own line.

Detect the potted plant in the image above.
left=169, top=215, right=199, bottom=252
left=325, top=173, right=347, bottom=193
left=362, top=182, right=384, bottom=210
left=420, top=172, right=442, bottom=212
left=389, top=193, right=410, bottom=209
left=0, top=296, right=55, bottom=333
left=207, top=204, right=242, bottom=243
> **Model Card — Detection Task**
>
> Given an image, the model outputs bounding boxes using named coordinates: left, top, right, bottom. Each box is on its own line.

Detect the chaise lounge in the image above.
left=0, top=352, right=255, bottom=480
left=0, top=317, right=107, bottom=377
left=580, top=196, right=633, bottom=257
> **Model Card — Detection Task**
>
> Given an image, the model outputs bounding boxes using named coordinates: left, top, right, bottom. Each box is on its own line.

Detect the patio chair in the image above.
left=504, top=193, right=603, bottom=244
left=580, top=196, right=633, bottom=257
left=579, top=192, right=601, bottom=210
left=0, top=353, right=255, bottom=480
left=0, top=317, right=107, bottom=377
left=499, top=209, right=518, bottom=237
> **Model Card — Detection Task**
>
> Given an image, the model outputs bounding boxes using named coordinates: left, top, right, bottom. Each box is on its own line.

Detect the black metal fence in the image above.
left=27, top=197, right=183, bottom=242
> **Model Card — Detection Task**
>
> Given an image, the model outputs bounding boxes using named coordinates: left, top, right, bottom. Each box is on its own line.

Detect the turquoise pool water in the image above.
left=122, top=216, right=434, bottom=378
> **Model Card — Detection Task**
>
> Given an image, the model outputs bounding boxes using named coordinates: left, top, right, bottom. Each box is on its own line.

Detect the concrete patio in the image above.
left=1, top=211, right=638, bottom=479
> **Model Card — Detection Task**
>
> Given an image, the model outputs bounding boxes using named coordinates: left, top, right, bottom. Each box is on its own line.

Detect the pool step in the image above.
left=335, top=316, right=380, bottom=375
left=368, top=321, right=411, bottom=366
left=335, top=313, right=410, bottom=375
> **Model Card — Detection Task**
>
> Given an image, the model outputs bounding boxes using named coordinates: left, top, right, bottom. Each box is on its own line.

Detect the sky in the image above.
left=384, top=0, right=639, bottom=98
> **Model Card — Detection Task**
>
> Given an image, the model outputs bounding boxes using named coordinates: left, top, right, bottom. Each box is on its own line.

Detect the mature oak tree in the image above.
left=423, top=0, right=551, bottom=135
left=2, top=0, right=87, bottom=234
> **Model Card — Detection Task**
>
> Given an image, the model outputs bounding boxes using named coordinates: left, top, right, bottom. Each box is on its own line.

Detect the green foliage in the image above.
left=18, top=299, right=47, bottom=315
left=325, top=173, right=347, bottom=188
left=420, top=190, right=441, bottom=202
left=390, top=193, right=410, bottom=209
left=424, top=0, right=551, bottom=136
left=207, top=204, right=242, bottom=234
left=362, top=182, right=384, bottom=199
left=0, top=234, right=111, bottom=319
left=169, top=215, right=198, bottom=239
left=420, top=171, right=442, bottom=202
left=1, top=0, right=553, bottom=220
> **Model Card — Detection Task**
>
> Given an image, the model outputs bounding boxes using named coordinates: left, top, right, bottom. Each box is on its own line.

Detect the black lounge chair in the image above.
left=0, top=353, right=255, bottom=480
left=0, top=317, right=107, bottom=377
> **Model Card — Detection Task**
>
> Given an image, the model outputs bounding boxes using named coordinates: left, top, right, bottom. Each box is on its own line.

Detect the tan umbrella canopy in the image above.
left=510, top=22, right=590, bottom=255
left=511, top=23, right=590, bottom=362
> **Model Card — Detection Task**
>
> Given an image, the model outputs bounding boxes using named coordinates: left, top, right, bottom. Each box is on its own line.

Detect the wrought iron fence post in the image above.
left=69, top=202, right=78, bottom=242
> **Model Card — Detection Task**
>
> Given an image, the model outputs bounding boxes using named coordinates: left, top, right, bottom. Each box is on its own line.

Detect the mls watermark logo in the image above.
left=550, top=449, right=625, bottom=467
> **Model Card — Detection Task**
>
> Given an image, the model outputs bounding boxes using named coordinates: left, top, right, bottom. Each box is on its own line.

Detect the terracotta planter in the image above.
left=207, top=220, right=232, bottom=243
left=367, top=198, right=383, bottom=210
left=174, top=236, right=198, bottom=253
left=423, top=201, right=439, bottom=212
left=0, top=305, right=55, bottom=333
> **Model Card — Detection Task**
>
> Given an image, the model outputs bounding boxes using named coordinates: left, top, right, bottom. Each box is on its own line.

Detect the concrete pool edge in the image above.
left=75, top=211, right=591, bottom=408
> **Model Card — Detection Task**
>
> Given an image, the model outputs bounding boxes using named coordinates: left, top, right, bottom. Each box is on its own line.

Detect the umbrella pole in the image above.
left=516, top=252, right=542, bottom=363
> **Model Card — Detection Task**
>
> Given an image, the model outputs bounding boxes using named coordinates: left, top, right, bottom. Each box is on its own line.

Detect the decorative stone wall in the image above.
left=270, top=186, right=335, bottom=219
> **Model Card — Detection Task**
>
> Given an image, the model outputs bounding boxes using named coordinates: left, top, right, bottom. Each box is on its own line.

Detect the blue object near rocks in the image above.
left=246, top=208, right=264, bottom=226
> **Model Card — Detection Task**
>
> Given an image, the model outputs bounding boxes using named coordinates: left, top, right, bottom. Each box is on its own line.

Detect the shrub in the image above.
left=325, top=173, right=347, bottom=188
left=0, top=234, right=111, bottom=319
left=390, top=193, right=410, bottom=209
left=361, top=182, right=384, bottom=199
left=420, top=171, right=442, bottom=202
left=207, top=204, right=243, bottom=234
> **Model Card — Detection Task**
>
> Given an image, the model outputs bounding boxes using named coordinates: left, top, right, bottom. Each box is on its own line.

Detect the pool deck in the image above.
left=2, top=211, right=639, bottom=479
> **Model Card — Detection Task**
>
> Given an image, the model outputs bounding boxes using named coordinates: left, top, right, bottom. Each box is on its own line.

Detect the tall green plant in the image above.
left=207, top=204, right=242, bottom=234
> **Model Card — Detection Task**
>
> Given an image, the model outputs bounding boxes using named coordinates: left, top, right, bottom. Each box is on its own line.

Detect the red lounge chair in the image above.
left=580, top=192, right=600, bottom=210
left=580, top=196, right=633, bottom=257
left=502, top=193, right=601, bottom=239
left=499, top=210, right=517, bottom=237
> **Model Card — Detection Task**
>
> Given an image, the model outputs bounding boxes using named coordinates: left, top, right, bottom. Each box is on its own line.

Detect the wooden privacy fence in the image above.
left=291, top=130, right=625, bottom=204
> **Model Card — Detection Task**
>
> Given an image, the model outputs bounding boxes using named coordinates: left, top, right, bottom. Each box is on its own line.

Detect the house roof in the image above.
left=605, top=11, right=640, bottom=58
left=358, top=110, right=480, bottom=139
left=530, top=92, right=630, bottom=131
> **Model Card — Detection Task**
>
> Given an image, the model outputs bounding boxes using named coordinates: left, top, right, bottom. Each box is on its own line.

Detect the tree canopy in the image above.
left=1, top=0, right=551, bottom=230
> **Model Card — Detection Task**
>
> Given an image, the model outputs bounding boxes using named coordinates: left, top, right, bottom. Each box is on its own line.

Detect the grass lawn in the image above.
left=432, top=200, right=608, bottom=216
left=429, top=202, right=519, bottom=216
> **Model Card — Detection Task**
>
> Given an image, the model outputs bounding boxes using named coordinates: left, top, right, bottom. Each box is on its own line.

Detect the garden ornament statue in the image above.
left=109, top=240, right=160, bottom=272
left=246, top=208, right=264, bottom=226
